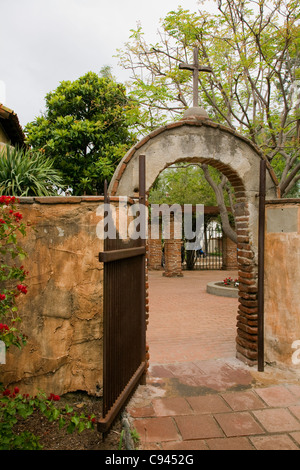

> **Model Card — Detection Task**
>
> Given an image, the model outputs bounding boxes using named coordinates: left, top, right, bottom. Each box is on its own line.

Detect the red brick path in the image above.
left=125, top=270, right=300, bottom=451
left=146, top=270, right=238, bottom=363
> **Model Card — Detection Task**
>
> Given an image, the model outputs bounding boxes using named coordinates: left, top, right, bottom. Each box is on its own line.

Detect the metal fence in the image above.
left=183, top=222, right=223, bottom=270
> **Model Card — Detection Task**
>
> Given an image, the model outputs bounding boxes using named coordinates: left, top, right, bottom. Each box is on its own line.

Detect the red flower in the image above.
left=0, top=323, right=9, bottom=331
left=48, top=393, right=60, bottom=401
left=14, top=212, right=23, bottom=221
left=0, top=294, right=6, bottom=301
left=2, top=389, right=10, bottom=396
left=0, top=196, right=16, bottom=205
left=14, top=387, right=20, bottom=394
left=0, top=219, right=5, bottom=224
left=17, top=284, right=27, bottom=294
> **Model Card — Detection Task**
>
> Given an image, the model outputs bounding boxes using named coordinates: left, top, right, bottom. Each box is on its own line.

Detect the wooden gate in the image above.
left=97, top=156, right=147, bottom=433
left=258, top=159, right=266, bottom=372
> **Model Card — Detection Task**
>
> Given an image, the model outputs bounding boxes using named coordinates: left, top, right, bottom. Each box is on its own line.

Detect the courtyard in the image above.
left=125, top=270, right=300, bottom=451
left=146, top=270, right=238, bottom=364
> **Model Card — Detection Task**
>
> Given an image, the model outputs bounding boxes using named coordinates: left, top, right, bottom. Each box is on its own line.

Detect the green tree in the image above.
left=0, top=146, right=64, bottom=196
left=149, top=163, right=237, bottom=242
left=117, top=0, right=300, bottom=241
left=25, top=71, right=139, bottom=195
left=119, top=2, right=300, bottom=188
left=149, top=164, right=217, bottom=205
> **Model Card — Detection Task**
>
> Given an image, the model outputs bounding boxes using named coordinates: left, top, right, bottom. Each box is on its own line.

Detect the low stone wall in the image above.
left=0, top=196, right=110, bottom=397
left=264, top=200, right=300, bottom=370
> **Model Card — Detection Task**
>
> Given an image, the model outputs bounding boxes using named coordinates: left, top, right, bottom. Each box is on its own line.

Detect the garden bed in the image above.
left=206, top=281, right=239, bottom=298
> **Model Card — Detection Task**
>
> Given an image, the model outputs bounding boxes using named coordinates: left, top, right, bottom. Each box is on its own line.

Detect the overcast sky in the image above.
left=0, top=0, right=218, bottom=128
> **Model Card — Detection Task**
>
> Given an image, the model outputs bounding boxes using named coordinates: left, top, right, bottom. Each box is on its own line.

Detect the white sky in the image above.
left=0, top=0, right=218, bottom=128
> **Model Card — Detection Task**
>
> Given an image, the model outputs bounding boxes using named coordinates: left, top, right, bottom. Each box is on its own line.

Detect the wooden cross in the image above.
left=179, top=47, right=212, bottom=107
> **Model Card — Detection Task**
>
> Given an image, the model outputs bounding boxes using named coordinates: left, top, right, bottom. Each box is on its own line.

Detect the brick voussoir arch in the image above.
left=110, top=117, right=278, bottom=366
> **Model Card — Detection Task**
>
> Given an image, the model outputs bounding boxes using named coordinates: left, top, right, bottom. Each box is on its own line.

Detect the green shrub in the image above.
left=0, top=145, right=64, bottom=196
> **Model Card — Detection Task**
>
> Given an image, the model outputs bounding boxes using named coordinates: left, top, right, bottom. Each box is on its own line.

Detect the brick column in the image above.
left=222, top=235, right=238, bottom=270
left=163, top=214, right=183, bottom=277
left=235, top=201, right=258, bottom=366
left=148, top=220, right=163, bottom=270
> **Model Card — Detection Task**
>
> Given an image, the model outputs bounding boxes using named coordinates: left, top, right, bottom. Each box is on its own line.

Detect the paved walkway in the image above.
left=126, top=270, right=300, bottom=451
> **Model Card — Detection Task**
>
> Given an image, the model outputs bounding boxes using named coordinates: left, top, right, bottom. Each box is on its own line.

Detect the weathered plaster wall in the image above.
left=0, top=197, right=109, bottom=397
left=264, top=200, right=300, bottom=370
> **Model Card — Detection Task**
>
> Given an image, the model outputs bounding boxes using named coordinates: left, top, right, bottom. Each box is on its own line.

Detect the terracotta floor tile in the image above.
left=128, top=404, right=155, bottom=418
left=287, top=384, right=300, bottom=399
left=166, top=362, right=204, bottom=377
left=147, top=271, right=238, bottom=364
left=162, top=440, right=209, bottom=450
left=253, top=408, right=300, bottom=433
left=207, top=437, right=254, bottom=450
left=289, top=431, right=300, bottom=446
left=186, top=394, right=231, bottom=414
left=175, top=414, right=224, bottom=440
left=149, top=365, right=175, bottom=378
left=214, top=411, right=264, bottom=437
left=152, top=397, right=193, bottom=416
left=191, top=362, right=253, bottom=391
left=174, top=375, right=204, bottom=387
left=193, top=360, right=235, bottom=375
left=250, top=434, right=299, bottom=450
left=132, top=271, right=300, bottom=451
left=289, top=405, right=300, bottom=421
left=221, top=390, right=267, bottom=411
left=255, top=385, right=299, bottom=407
left=133, top=417, right=179, bottom=443
left=142, top=443, right=162, bottom=451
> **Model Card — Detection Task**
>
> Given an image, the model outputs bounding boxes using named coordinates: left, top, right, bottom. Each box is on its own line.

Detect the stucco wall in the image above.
left=0, top=197, right=109, bottom=396
left=264, top=200, right=300, bottom=370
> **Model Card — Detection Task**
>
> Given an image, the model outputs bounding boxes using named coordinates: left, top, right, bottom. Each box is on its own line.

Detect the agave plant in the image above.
left=0, top=145, right=64, bottom=196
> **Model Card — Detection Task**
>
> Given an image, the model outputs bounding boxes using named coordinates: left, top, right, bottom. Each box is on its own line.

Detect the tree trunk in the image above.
left=202, top=164, right=237, bottom=244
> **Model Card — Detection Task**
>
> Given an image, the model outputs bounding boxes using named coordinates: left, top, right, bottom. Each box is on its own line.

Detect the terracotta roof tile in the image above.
left=0, top=103, right=25, bottom=147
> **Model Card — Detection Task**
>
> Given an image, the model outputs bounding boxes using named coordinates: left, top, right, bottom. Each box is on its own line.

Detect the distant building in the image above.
left=0, top=103, right=25, bottom=150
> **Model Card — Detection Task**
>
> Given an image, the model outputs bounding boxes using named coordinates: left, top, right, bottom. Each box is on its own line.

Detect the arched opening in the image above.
left=109, top=117, right=278, bottom=367
left=146, top=158, right=244, bottom=275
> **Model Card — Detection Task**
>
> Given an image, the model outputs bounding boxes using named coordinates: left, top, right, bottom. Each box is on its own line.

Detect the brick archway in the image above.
left=109, top=115, right=278, bottom=366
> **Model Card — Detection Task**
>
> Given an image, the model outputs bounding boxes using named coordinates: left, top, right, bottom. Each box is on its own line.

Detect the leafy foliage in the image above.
left=149, top=164, right=220, bottom=205
left=0, top=145, right=64, bottom=196
left=0, top=386, right=95, bottom=450
left=0, top=196, right=28, bottom=349
left=118, top=0, right=300, bottom=197
left=25, top=71, right=139, bottom=195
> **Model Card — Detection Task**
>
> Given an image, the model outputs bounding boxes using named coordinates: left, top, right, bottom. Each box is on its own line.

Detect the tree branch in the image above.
left=202, top=164, right=237, bottom=243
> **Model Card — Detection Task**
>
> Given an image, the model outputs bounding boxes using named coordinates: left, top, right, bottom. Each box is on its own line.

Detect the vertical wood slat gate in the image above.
left=97, top=155, right=147, bottom=433
left=258, top=159, right=266, bottom=372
